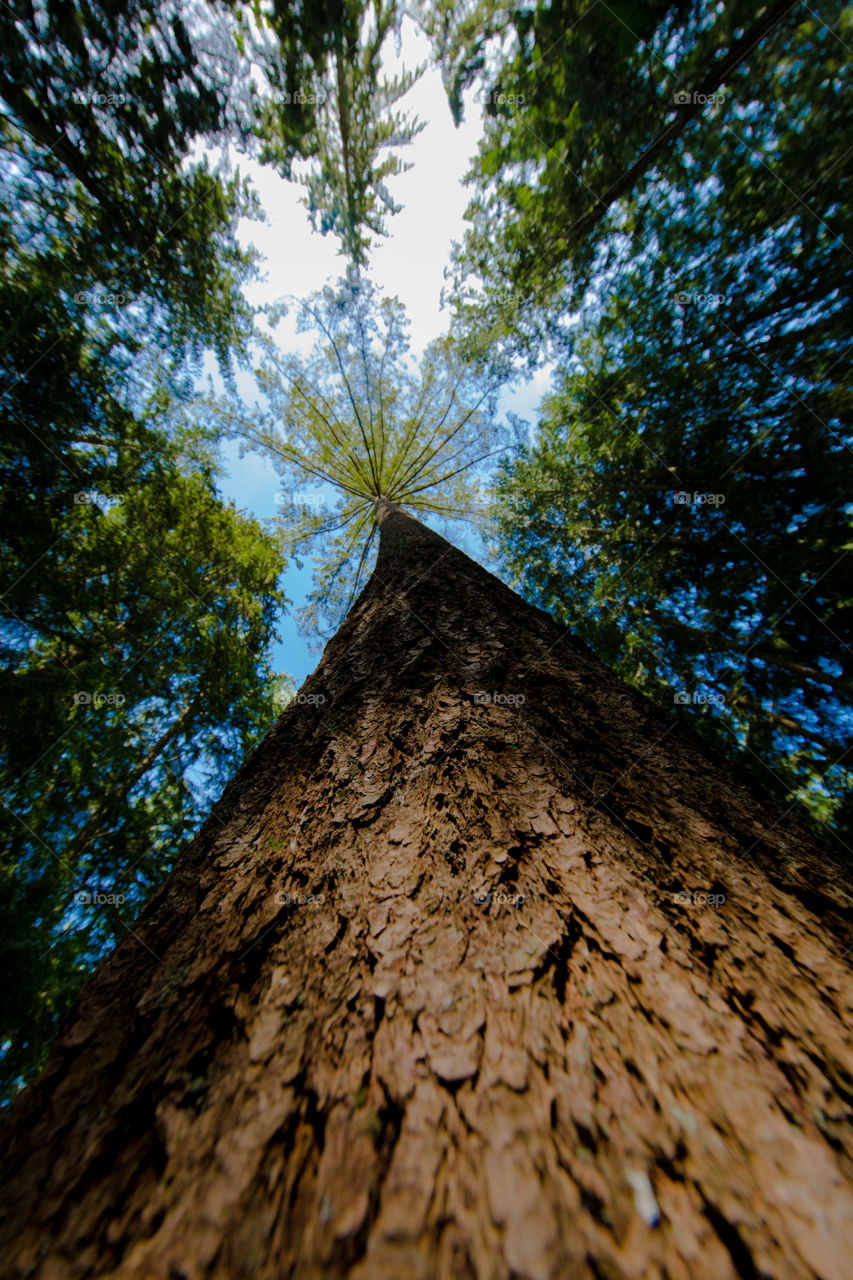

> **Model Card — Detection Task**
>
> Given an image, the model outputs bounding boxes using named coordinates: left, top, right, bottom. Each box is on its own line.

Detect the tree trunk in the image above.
left=2, top=504, right=852, bottom=1280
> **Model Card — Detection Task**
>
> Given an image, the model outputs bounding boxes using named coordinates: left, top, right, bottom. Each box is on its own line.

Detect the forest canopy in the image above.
left=443, top=0, right=852, bottom=842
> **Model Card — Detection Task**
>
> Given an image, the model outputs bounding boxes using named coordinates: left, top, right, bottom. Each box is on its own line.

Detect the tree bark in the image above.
left=1, top=506, right=852, bottom=1280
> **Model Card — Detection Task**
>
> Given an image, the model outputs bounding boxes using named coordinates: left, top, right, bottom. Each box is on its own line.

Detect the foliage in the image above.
left=0, top=379, right=287, bottom=1100
left=0, top=0, right=270, bottom=365
left=440, top=0, right=819, bottom=367
left=486, top=0, right=853, bottom=836
left=259, top=0, right=426, bottom=264
left=218, top=274, right=515, bottom=636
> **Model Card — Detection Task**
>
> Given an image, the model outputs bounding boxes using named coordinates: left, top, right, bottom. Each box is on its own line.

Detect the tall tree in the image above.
left=216, top=275, right=512, bottom=635
left=1, top=502, right=852, bottom=1278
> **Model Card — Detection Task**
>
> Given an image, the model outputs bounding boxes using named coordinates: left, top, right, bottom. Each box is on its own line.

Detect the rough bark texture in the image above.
left=2, top=507, right=852, bottom=1280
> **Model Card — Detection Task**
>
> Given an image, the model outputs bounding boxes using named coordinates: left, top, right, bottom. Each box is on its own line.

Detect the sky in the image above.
left=214, top=20, right=551, bottom=684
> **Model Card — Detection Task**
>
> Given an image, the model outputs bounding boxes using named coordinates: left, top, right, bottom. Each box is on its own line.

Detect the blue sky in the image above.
left=215, top=20, right=550, bottom=685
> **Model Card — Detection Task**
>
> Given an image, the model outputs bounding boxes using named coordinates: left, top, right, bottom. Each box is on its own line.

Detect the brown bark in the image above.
left=1, top=506, right=852, bottom=1280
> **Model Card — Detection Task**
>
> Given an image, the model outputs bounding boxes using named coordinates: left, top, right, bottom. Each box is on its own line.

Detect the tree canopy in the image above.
left=448, top=0, right=853, bottom=836
left=217, top=274, right=516, bottom=636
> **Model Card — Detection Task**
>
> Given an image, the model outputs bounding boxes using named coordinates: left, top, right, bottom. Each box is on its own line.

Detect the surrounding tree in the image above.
left=256, top=0, right=426, bottom=264
left=0, top=0, right=269, bottom=364
left=266, top=0, right=426, bottom=264
left=438, top=0, right=820, bottom=362
left=0, top=0, right=423, bottom=375
left=0, top=371, right=288, bottom=1098
left=438, top=0, right=852, bottom=832
left=1, top=504, right=852, bottom=1278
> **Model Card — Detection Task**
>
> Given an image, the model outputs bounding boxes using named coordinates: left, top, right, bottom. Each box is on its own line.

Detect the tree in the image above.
left=257, top=0, right=426, bottom=264
left=273, top=0, right=425, bottom=265
left=216, top=275, right=513, bottom=636
left=490, top=343, right=853, bottom=842
left=0, top=389, right=288, bottom=1099
left=439, top=0, right=819, bottom=363
left=484, top=0, right=853, bottom=835
left=0, top=484, right=285, bottom=1109
left=0, top=0, right=267, bottom=364
left=1, top=502, right=852, bottom=1278
left=0, top=0, right=422, bottom=374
